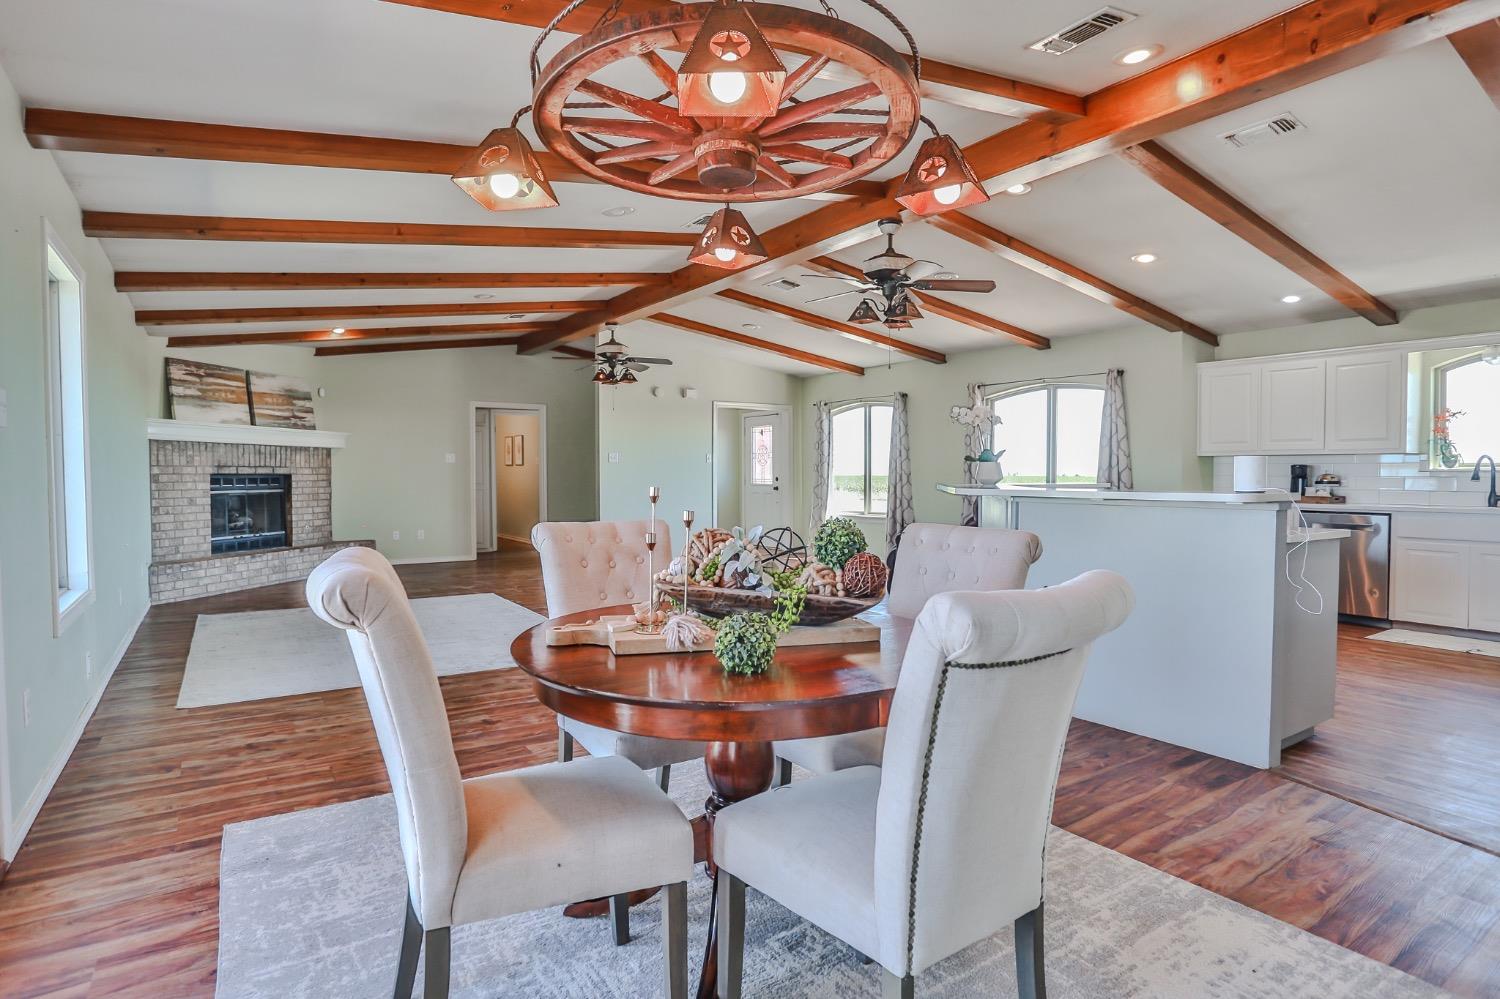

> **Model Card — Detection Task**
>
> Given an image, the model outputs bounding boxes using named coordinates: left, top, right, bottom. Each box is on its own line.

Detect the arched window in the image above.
left=1436, top=350, right=1500, bottom=467
left=829, top=402, right=893, bottom=515
left=987, top=383, right=1105, bottom=485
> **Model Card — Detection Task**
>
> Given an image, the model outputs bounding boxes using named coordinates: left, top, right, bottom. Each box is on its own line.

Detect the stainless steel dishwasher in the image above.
left=1299, top=509, right=1391, bottom=622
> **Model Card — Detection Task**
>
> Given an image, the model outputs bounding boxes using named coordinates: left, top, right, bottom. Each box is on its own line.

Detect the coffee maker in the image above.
left=1289, top=464, right=1311, bottom=496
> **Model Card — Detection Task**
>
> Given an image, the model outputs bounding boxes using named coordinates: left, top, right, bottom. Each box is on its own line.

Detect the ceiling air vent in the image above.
left=1221, top=113, right=1306, bottom=148
left=1027, top=7, right=1137, bottom=55
left=764, top=277, right=801, bottom=291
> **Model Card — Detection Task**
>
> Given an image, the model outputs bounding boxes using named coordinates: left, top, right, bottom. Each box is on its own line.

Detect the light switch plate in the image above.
left=608, top=452, right=622, bottom=463
left=444, top=452, right=456, bottom=463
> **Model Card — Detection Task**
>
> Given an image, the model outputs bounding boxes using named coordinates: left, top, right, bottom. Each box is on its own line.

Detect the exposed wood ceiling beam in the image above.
left=165, top=321, right=555, bottom=347
left=82, top=212, right=696, bottom=249
left=714, top=289, right=945, bottom=364
left=518, top=0, right=1496, bottom=353
left=136, top=301, right=594, bottom=326
left=1118, top=141, right=1398, bottom=326
left=379, top=0, right=1084, bottom=121
left=114, top=271, right=667, bottom=292
left=805, top=255, right=1050, bottom=350
left=23, top=109, right=885, bottom=203
left=1450, top=19, right=1500, bottom=110
left=920, top=213, right=1219, bottom=346
left=314, top=335, right=523, bottom=356
left=647, top=313, right=864, bottom=375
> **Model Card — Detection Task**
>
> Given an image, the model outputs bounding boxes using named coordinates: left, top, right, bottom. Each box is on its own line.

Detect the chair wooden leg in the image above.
left=393, top=898, right=422, bottom=999
left=717, top=872, right=746, bottom=999
left=882, top=970, right=914, bottom=998
left=558, top=727, right=575, bottom=763
left=1015, top=903, right=1046, bottom=999
left=609, top=892, right=631, bottom=945
left=774, top=758, right=792, bottom=788
left=657, top=764, right=672, bottom=793
left=663, top=881, right=688, bottom=999
left=423, top=927, right=450, bottom=999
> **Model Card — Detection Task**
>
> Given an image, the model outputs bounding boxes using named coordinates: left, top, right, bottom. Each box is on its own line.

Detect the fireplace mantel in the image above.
left=146, top=419, right=348, bottom=450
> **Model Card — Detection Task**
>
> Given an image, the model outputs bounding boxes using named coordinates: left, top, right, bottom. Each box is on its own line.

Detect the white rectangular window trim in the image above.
left=44, top=220, right=94, bottom=634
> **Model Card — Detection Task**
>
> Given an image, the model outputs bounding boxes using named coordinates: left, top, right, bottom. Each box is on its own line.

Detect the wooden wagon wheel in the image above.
left=532, top=3, right=921, bottom=202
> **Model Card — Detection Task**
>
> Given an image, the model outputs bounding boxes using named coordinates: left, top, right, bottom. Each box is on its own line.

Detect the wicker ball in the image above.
left=840, top=552, right=888, bottom=598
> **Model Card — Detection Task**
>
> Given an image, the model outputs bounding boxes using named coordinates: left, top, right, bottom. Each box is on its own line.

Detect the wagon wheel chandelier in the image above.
left=451, top=0, right=990, bottom=270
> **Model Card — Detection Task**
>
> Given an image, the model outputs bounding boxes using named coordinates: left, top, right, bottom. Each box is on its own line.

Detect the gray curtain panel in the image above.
left=886, top=392, right=914, bottom=553
left=961, top=383, right=993, bottom=527
left=810, top=401, right=834, bottom=537
left=1098, top=369, right=1134, bottom=490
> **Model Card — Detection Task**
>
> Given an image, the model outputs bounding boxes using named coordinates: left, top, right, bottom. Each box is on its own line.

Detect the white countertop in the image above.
left=937, top=484, right=1291, bottom=505
left=1296, top=501, right=1500, bottom=517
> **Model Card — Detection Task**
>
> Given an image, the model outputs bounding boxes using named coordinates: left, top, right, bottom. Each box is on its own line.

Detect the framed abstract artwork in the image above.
left=248, top=371, right=317, bottom=430
left=165, top=358, right=252, bottom=426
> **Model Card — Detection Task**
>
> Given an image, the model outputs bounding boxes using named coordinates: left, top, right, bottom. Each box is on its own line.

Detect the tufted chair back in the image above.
left=531, top=519, right=673, bottom=617
left=306, top=547, right=467, bottom=930
left=873, top=570, right=1134, bottom=977
left=886, top=523, right=1043, bottom=618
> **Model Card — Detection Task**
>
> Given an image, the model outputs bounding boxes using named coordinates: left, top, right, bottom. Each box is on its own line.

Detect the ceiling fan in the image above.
left=583, top=324, right=674, bottom=385
left=802, top=218, right=996, bottom=328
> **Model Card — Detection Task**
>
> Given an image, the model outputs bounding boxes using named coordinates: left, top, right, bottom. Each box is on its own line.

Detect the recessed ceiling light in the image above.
left=932, top=271, right=957, bottom=280
left=601, top=205, right=636, bottom=218
left=331, top=327, right=346, bottom=335
left=474, top=293, right=495, bottom=300
left=742, top=323, right=761, bottom=331
left=1130, top=253, right=1157, bottom=264
left=1004, top=183, right=1032, bottom=196
left=1116, top=45, right=1163, bottom=66
left=1281, top=294, right=1303, bottom=304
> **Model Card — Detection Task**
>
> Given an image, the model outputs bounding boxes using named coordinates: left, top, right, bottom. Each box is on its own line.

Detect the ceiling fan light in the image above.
left=592, top=368, right=611, bottom=384
left=889, top=297, right=923, bottom=321
left=847, top=299, right=882, bottom=325
left=894, top=134, right=989, bottom=216
left=618, top=369, right=639, bottom=384
left=451, top=127, right=559, bottom=211
left=884, top=318, right=914, bottom=330
left=678, top=3, right=786, bottom=118
left=688, top=205, right=768, bottom=270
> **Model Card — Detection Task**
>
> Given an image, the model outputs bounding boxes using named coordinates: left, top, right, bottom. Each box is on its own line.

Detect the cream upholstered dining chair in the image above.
left=307, top=548, right=693, bottom=999
left=715, top=570, right=1133, bottom=999
left=772, top=523, right=1043, bottom=783
left=531, top=518, right=707, bottom=790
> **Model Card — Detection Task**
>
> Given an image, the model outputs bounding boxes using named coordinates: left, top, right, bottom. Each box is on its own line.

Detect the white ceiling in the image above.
left=1, top=0, right=1496, bottom=367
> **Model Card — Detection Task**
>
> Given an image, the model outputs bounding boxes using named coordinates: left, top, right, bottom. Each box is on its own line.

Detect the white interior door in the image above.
left=474, top=409, right=496, bottom=554
left=741, top=411, right=789, bottom=530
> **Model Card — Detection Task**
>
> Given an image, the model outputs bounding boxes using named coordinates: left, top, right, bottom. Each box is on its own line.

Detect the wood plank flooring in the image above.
left=1, top=544, right=1497, bottom=997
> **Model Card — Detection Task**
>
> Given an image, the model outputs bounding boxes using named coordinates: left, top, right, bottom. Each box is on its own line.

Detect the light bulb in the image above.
left=488, top=173, right=521, bottom=199
left=709, top=70, right=747, bottom=104
left=933, top=183, right=963, bottom=206
left=714, top=246, right=738, bottom=263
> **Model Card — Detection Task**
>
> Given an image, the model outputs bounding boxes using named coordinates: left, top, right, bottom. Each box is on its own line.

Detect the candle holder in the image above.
left=681, top=510, right=695, bottom=613
left=639, top=529, right=663, bottom=634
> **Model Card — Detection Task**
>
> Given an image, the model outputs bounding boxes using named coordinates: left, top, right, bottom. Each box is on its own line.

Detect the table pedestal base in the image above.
left=696, top=739, right=775, bottom=999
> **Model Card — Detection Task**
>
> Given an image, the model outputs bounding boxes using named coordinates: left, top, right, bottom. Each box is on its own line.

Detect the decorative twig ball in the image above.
left=813, top=516, right=868, bottom=570
left=797, top=561, right=844, bottom=597
left=840, top=552, right=888, bottom=598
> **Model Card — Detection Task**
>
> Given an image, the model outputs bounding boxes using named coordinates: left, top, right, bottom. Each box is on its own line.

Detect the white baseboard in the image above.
left=388, top=554, right=474, bottom=565
left=497, top=534, right=535, bottom=547
left=4, top=603, right=148, bottom=862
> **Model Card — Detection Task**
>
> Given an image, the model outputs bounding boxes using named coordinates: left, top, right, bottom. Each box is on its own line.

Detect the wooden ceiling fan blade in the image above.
left=625, top=357, right=673, bottom=365
left=911, top=279, right=997, bottom=293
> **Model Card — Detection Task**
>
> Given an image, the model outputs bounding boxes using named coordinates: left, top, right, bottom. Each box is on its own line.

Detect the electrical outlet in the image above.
left=86, top=652, right=94, bottom=679
left=23, top=688, right=31, bottom=728
left=417, top=529, right=425, bottom=540
left=444, top=452, right=457, bottom=464
left=392, top=530, right=401, bottom=541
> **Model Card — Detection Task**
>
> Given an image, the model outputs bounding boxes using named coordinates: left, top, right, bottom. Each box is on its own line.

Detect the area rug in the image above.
left=216, top=763, right=1445, bottom=999
left=177, top=594, right=544, bottom=708
left=1367, top=628, right=1500, bottom=659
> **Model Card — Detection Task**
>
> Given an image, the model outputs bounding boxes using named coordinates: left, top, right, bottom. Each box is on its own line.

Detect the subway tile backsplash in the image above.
left=1211, top=454, right=1493, bottom=508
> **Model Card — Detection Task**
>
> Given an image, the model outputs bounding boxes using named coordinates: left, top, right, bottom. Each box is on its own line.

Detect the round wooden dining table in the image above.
left=511, top=603, right=910, bottom=999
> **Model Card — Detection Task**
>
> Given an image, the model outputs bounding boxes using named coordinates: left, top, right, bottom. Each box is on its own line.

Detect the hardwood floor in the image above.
left=1, top=545, right=1497, bottom=997
left=1279, top=624, right=1500, bottom=856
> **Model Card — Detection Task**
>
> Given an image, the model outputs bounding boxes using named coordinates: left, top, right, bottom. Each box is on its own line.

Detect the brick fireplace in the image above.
left=146, top=421, right=372, bottom=603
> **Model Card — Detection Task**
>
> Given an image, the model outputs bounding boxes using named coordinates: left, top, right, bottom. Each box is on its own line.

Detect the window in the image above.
left=1436, top=351, right=1500, bottom=467
left=829, top=403, right=892, bottom=516
left=44, top=223, right=92, bottom=631
left=989, top=383, right=1105, bottom=485
left=749, top=423, right=774, bottom=486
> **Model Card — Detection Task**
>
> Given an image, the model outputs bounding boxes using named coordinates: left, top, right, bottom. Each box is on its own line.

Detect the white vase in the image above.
left=974, top=460, right=1002, bottom=485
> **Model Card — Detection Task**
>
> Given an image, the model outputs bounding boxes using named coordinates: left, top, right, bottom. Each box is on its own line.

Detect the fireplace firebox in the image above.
left=210, top=474, right=290, bottom=554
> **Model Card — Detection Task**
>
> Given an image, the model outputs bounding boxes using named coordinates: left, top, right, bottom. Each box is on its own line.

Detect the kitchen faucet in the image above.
left=1473, top=455, right=1500, bottom=508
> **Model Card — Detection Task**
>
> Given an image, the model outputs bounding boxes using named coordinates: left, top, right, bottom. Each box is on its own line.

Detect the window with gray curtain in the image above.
left=988, top=383, right=1105, bottom=485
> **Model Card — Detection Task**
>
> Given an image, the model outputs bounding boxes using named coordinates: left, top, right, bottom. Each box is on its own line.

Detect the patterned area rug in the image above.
left=178, top=594, right=543, bottom=708
left=216, top=762, right=1444, bottom=998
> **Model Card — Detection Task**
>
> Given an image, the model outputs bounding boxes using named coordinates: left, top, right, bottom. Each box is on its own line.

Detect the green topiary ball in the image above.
left=714, top=612, right=779, bottom=676
left=813, top=517, right=868, bottom=571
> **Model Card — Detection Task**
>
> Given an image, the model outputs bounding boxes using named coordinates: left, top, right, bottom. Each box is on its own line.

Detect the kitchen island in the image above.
left=937, top=485, right=1346, bottom=768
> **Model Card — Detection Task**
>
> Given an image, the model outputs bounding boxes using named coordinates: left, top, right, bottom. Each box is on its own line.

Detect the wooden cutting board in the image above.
left=547, top=614, right=881, bottom=655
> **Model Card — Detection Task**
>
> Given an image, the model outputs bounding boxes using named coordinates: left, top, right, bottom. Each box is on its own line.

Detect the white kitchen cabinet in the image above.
left=1325, top=351, right=1406, bottom=453
left=1469, top=544, right=1500, bottom=634
left=1260, top=358, right=1326, bottom=452
left=1198, top=365, right=1260, bottom=455
left=1391, top=539, right=1471, bottom=628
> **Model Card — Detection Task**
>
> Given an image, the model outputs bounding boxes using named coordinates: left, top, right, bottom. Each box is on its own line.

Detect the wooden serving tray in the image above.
left=677, top=584, right=881, bottom=625
left=547, top=614, right=880, bottom=655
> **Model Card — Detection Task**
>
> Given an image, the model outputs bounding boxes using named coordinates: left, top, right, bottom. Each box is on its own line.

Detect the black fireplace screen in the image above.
left=210, top=474, right=290, bottom=554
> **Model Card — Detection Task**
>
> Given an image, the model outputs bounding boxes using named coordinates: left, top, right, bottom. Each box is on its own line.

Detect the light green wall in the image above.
left=795, top=328, right=1216, bottom=553
left=0, top=67, right=156, bottom=849
left=1213, top=297, right=1500, bottom=360
left=597, top=326, right=800, bottom=535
